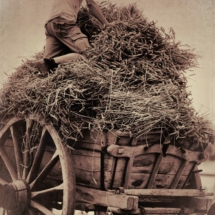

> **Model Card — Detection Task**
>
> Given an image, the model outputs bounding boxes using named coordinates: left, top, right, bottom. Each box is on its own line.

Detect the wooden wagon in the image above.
left=0, top=114, right=214, bottom=215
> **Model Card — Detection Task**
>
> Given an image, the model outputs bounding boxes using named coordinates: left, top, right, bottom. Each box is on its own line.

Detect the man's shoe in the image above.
left=36, top=59, right=50, bottom=76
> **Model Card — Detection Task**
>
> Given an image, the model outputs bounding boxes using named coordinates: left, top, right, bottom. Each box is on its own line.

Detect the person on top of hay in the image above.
left=36, top=0, right=109, bottom=76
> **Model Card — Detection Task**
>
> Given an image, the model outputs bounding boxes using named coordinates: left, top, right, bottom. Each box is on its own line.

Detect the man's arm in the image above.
left=86, top=0, right=109, bottom=26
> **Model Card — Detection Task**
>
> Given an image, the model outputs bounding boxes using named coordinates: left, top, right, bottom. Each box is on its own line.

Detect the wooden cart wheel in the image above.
left=0, top=115, right=75, bottom=215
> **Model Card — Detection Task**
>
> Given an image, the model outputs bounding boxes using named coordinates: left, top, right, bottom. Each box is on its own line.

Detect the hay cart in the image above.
left=0, top=114, right=214, bottom=215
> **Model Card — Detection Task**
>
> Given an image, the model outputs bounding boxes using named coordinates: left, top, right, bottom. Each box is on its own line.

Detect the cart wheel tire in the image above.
left=0, top=115, right=75, bottom=215
left=208, top=202, right=215, bottom=215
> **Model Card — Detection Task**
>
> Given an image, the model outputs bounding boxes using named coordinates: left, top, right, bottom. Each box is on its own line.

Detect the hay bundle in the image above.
left=0, top=2, right=214, bottom=148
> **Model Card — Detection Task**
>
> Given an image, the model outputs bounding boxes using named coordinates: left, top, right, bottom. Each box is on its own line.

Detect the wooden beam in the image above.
left=107, top=144, right=204, bottom=162
left=76, top=186, right=138, bottom=210
left=123, top=189, right=214, bottom=197
left=180, top=197, right=213, bottom=211
left=75, top=198, right=212, bottom=213
left=108, top=206, right=195, bottom=214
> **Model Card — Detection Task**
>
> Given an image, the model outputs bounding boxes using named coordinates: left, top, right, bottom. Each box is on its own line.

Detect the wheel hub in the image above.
left=0, top=180, right=30, bottom=212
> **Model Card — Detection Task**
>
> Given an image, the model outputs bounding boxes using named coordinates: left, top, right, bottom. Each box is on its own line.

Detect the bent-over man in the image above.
left=36, top=0, right=109, bottom=75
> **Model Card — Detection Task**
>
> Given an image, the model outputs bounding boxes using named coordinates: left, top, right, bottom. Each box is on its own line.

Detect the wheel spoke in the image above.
left=10, top=125, right=23, bottom=179
left=30, top=200, right=55, bottom=215
left=0, top=145, right=17, bottom=181
left=31, top=183, right=63, bottom=198
left=22, top=119, right=32, bottom=179
left=0, top=129, right=10, bottom=148
left=30, top=151, right=59, bottom=190
left=0, top=178, right=8, bottom=185
left=26, top=127, right=47, bottom=183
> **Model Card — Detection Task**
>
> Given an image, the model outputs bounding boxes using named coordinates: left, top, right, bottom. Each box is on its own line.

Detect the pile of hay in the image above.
left=0, top=2, right=214, bottom=148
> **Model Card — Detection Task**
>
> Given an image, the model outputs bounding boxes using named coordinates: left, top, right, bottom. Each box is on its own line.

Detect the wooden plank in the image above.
left=130, top=174, right=185, bottom=190
left=132, top=155, right=155, bottom=174
left=73, top=149, right=101, bottom=157
left=136, top=132, right=162, bottom=143
left=137, top=196, right=175, bottom=203
left=75, top=168, right=126, bottom=190
left=76, top=130, right=103, bottom=145
left=108, top=206, right=195, bottom=214
left=128, top=173, right=151, bottom=189
left=75, top=168, right=102, bottom=189
left=76, top=185, right=138, bottom=210
left=158, top=156, right=181, bottom=175
left=179, top=197, right=213, bottom=211
left=151, top=173, right=175, bottom=189
left=73, top=142, right=101, bottom=151
left=123, top=189, right=213, bottom=197
left=73, top=154, right=101, bottom=171
left=147, top=154, right=163, bottom=188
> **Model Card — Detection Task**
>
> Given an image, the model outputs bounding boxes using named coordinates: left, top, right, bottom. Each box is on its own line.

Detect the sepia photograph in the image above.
left=0, top=0, right=214, bottom=214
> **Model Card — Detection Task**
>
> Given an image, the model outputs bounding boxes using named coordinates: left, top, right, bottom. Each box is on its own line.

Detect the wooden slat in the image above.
left=123, top=189, right=213, bottom=197
left=170, top=160, right=188, bottom=188
left=105, top=131, right=118, bottom=189
left=147, top=154, right=163, bottom=188
left=123, top=157, right=134, bottom=188
left=193, top=166, right=203, bottom=189
left=123, top=136, right=137, bottom=188
left=112, top=158, right=128, bottom=188
left=182, top=162, right=197, bottom=188
left=76, top=185, right=138, bottom=210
